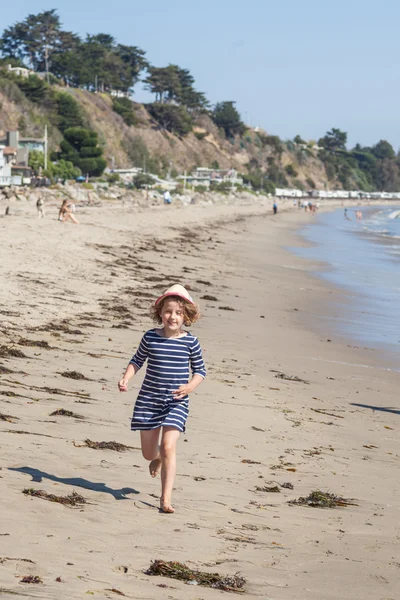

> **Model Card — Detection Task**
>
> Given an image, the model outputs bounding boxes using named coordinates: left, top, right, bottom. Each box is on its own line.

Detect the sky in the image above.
left=2, top=0, right=400, bottom=149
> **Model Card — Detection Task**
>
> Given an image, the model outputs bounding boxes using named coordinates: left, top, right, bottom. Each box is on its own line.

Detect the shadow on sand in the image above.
left=350, top=403, right=400, bottom=416
left=9, top=466, right=139, bottom=500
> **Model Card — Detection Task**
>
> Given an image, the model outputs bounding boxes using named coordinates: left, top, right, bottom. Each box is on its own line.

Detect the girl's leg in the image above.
left=159, top=426, right=180, bottom=513
left=140, top=429, right=162, bottom=477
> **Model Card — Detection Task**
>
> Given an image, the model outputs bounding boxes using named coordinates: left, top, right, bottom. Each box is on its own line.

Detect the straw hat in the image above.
left=155, top=284, right=194, bottom=306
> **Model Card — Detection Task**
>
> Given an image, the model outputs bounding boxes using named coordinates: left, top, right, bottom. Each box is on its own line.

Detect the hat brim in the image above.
left=155, top=292, right=194, bottom=306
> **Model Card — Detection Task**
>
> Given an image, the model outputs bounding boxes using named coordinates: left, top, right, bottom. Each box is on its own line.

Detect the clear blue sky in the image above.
left=2, top=0, right=400, bottom=149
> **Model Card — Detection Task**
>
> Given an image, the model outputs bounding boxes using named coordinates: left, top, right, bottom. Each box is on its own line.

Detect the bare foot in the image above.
left=160, top=500, right=175, bottom=513
left=149, top=458, right=161, bottom=478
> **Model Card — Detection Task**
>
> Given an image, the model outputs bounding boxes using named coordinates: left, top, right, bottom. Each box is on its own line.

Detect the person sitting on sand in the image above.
left=58, top=199, right=79, bottom=224
left=118, top=284, right=206, bottom=513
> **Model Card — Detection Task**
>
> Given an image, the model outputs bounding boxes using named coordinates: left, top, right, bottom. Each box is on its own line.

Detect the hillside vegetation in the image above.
left=1, top=9, right=400, bottom=192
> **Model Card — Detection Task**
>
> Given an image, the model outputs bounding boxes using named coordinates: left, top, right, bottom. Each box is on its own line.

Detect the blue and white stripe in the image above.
left=130, top=329, right=206, bottom=432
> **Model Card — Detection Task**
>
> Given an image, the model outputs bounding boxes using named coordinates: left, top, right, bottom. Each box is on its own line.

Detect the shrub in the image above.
left=12, top=74, right=50, bottom=103
left=193, top=185, right=208, bottom=193
left=306, top=177, right=316, bottom=189
left=55, top=92, right=84, bottom=132
left=285, top=164, right=298, bottom=177
left=258, top=133, right=284, bottom=155
left=57, top=127, right=107, bottom=176
left=147, top=103, right=193, bottom=136
left=293, top=179, right=305, bottom=190
left=194, top=131, right=207, bottom=141
left=29, top=149, right=45, bottom=173
left=44, top=159, right=81, bottom=181
left=133, top=173, right=154, bottom=189
left=112, top=97, right=137, bottom=126
left=106, top=172, right=121, bottom=184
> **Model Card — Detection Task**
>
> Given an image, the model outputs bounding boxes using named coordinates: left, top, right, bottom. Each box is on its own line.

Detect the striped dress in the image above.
left=129, top=329, right=206, bottom=432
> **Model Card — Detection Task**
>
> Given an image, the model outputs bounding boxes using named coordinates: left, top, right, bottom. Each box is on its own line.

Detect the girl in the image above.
left=118, top=284, right=206, bottom=513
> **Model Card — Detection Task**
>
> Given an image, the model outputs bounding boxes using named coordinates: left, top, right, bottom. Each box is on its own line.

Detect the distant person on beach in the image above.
left=344, top=208, right=351, bottom=221
left=58, top=199, right=79, bottom=224
left=118, top=284, right=206, bottom=513
left=163, top=190, right=172, bottom=205
left=273, top=201, right=278, bottom=215
left=36, top=195, right=45, bottom=218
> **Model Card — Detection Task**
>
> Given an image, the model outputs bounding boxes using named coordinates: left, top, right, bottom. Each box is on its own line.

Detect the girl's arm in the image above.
left=118, top=363, right=139, bottom=391
left=173, top=338, right=206, bottom=399
left=173, top=373, right=204, bottom=399
left=118, top=333, right=149, bottom=392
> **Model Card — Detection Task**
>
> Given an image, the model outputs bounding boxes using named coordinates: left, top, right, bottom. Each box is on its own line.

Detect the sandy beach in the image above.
left=0, top=197, right=399, bottom=600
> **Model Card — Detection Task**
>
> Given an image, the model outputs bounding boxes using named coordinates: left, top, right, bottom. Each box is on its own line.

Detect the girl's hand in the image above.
left=173, top=384, right=191, bottom=399
left=118, top=379, right=128, bottom=392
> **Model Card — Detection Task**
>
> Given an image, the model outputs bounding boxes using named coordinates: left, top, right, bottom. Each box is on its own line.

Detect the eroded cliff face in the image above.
left=0, top=81, right=328, bottom=188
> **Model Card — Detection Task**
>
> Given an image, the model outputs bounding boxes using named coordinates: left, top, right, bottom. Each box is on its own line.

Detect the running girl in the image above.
left=118, top=284, right=206, bottom=513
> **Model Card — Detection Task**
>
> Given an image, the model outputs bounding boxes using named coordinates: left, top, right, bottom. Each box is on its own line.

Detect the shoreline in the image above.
left=1, top=200, right=399, bottom=599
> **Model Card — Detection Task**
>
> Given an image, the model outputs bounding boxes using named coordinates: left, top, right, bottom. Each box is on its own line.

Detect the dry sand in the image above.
left=0, top=198, right=399, bottom=599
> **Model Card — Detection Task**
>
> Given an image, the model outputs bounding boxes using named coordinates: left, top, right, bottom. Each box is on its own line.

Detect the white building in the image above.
left=0, top=147, right=22, bottom=186
left=178, top=167, right=243, bottom=188
left=6, top=64, right=33, bottom=78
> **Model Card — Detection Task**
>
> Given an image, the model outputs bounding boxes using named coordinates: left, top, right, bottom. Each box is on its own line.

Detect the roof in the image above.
left=19, top=137, right=45, bottom=143
left=2, top=146, right=17, bottom=155
left=11, top=165, right=32, bottom=171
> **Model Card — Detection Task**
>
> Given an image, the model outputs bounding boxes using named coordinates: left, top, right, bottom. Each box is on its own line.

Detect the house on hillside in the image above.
left=178, top=167, right=243, bottom=188
left=0, top=147, right=22, bottom=186
left=0, top=131, right=45, bottom=156
left=0, top=131, right=45, bottom=171
left=5, top=64, right=33, bottom=78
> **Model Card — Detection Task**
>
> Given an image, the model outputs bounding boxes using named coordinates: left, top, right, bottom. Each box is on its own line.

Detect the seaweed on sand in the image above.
left=0, top=365, right=14, bottom=374
left=145, top=560, right=246, bottom=592
left=23, top=488, right=86, bottom=507
left=20, top=575, right=42, bottom=584
left=0, top=412, right=18, bottom=423
left=272, top=371, right=309, bottom=384
left=50, top=409, right=84, bottom=419
left=76, top=439, right=134, bottom=452
left=201, top=295, right=218, bottom=301
left=34, top=322, right=83, bottom=335
left=0, top=345, right=26, bottom=359
left=58, top=371, right=90, bottom=381
left=17, top=338, right=51, bottom=349
left=289, top=490, right=357, bottom=508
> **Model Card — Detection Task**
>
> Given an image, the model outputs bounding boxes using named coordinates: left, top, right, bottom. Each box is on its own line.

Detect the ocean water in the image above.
left=294, top=205, right=400, bottom=356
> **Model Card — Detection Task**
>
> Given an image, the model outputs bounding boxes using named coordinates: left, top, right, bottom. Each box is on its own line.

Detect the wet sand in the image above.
left=0, top=199, right=399, bottom=599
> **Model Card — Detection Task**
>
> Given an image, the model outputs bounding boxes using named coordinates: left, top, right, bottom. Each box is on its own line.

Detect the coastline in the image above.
left=1, top=200, right=399, bottom=599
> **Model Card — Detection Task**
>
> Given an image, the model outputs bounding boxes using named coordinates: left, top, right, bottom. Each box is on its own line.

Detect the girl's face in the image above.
left=160, top=299, right=185, bottom=334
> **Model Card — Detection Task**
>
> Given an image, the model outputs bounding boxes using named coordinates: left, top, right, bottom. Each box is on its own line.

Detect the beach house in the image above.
left=0, top=147, right=22, bottom=186
left=178, top=167, right=243, bottom=188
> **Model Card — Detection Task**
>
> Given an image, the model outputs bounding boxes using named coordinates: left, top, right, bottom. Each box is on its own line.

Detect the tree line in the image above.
left=0, top=9, right=245, bottom=138
left=1, top=10, right=399, bottom=190
left=318, top=128, right=400, bottom=191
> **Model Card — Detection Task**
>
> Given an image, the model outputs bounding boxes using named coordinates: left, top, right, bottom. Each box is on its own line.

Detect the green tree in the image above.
left=45, top=159, right=81, bottom=180
left=371, top=140, right=395, bottom=160
left=147, top=103, right=193, bottom=136
left=58, top=127, right=106, bottom=176
left=294, top=134, right=306, bottom=144
left=0, top=9, right=62, bottom=77
left=55, top=92, right=84, bottom=132
left=133, top=172, right=154, bottom=189
left=112, top=97, right=136, bottom=126
left=28, top=149, right=45, bottom=173
left=212, top=101, right=245, bottom=137
left=318, top=128, right=347, bottom=152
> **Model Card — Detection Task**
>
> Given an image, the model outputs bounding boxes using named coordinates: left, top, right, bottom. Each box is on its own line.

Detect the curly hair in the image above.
left=150, top=295, right=200, bottom=326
